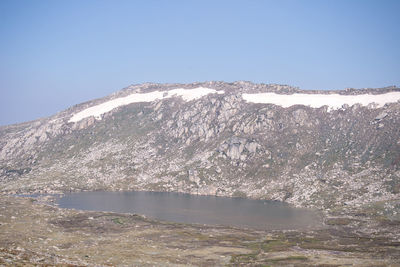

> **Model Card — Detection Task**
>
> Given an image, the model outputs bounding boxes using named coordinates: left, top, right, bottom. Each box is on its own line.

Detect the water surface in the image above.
left=57, top=191, right=322, bottom=230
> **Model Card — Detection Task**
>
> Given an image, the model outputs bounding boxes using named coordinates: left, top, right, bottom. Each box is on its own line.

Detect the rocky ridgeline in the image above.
left=0, top=82, right=399, bottom=214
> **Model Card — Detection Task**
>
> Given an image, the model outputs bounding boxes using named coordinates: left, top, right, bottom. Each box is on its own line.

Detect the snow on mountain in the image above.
left=69, top=87, right=224, bottom=123
left=1, top=82, right=400, bottom=213
left=70, top=88, right=400, bottom=123
left=242, top=92, right=400, bottom=110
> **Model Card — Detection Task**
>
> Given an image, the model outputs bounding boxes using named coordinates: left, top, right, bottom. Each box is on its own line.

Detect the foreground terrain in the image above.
left=0, top=194, right=399, bottom=266
left=1, top=82, right=400, bottom=265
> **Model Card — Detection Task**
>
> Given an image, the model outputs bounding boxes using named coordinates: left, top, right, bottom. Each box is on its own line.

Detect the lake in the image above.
left=56, top=191, right=322, bottom=230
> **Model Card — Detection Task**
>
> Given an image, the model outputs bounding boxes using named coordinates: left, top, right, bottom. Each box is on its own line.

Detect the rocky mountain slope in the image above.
left=1, top=81, right=400, bottom=213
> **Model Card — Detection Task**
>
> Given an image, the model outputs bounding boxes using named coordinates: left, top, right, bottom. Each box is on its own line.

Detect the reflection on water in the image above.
left=57, top=191, right=322, bottom=230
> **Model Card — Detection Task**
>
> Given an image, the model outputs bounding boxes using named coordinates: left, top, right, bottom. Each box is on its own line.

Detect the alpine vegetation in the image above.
left=1, top=81, right=399, bottom=213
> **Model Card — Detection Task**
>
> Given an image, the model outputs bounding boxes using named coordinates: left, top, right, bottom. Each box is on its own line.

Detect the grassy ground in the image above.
left=0, top=194, right=399, bottom=266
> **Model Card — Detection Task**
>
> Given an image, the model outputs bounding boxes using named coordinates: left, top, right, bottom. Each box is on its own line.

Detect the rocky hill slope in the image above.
left=1, top=81, right=400, bottom=213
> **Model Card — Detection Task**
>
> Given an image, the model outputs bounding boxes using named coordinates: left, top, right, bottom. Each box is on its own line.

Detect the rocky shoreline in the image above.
left=1, top=82, right=400, bottom=265
left=0, top=193, right=399, bottom=266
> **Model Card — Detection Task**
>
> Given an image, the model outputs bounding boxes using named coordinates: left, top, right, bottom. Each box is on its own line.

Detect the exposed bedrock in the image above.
left=0, top=81, right=399, bottom=214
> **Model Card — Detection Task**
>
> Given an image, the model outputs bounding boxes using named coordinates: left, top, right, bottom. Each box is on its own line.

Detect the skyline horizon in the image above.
left=1, top=0, right=399, bottom=126
left=1, top=80, right=399, bottom=127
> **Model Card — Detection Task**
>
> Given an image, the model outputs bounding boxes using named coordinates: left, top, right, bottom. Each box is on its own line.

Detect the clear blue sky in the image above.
left=1, top=0, right=399, bottom=126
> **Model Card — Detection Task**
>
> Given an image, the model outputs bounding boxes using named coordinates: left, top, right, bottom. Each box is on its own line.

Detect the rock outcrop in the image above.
left=0, top=81, right=399, bottom=213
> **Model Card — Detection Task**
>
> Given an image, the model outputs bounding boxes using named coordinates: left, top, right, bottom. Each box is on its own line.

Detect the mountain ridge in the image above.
left=1, top=81, right=400, bottom=217
left=1, top=81, right=398, bottom=129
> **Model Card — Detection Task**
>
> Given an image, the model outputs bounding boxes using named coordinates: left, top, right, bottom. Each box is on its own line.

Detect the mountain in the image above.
left=1, top=81, right=400, bottom=213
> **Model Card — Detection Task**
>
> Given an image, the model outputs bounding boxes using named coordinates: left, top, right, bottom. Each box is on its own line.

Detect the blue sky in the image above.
left=0, top=0, right=399, bottom=126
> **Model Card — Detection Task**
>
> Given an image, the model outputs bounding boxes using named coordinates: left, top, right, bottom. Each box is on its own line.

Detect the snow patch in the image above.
left=69, top=87, right=224, bottom=123
left=242, top=92, right=400, bottom=110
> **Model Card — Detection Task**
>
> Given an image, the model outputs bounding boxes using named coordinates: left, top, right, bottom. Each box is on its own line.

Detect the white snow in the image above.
left=69, top=88, right=400, bottom=123
left=69, top=87, right=224, bottom=123
left=242, top=92, right=400, bottom=110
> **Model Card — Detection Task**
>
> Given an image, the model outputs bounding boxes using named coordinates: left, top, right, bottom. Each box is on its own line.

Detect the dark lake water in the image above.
left=56, top=191, right=322, bottom=230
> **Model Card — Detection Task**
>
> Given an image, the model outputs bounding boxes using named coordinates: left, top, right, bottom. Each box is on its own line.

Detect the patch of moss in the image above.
left=112, top=218, right=124, bottom=225
left=325, top=217, right=352, bottom=225
left=267, top=255, right=308, bottom=262
left=229, top=253, right=258, bottom=264
left=176, top=231, right=210, bottom=241
left=260, top=239, right=294, bottom=252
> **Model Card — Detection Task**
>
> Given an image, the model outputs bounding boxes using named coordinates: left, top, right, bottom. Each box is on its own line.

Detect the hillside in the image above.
left=1, top=81, right=400, bottom=214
